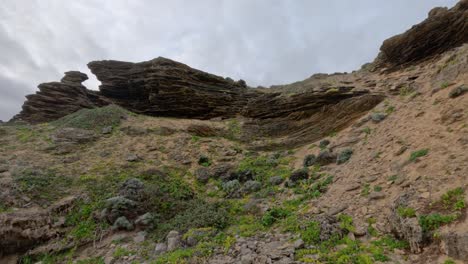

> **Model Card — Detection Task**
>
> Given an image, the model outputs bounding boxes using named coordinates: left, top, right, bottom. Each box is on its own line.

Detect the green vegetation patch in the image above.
left=408, top=149, right=429, bottom=162
left=52, top=105, right=129, bottom=131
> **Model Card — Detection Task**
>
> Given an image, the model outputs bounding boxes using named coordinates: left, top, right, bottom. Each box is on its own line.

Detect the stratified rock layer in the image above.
left=377, top=0, right=468, bottom=68
left=14, top=57, right=384, bottom=149
left=14, top=71, right=109, bottom=123
left=87, top=57, right=252, bottom=119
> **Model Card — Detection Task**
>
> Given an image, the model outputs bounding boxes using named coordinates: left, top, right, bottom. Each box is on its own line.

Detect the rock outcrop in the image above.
left=13, top=71, right=109, bottom=123
left=376, top=0, right=468, bottom=68
left=14, top=57, right=384, bottom=149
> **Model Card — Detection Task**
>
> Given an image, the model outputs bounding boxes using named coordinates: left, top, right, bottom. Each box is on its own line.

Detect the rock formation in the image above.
left=14, top=71, right=109, bottom=123
left=376, top=0, right=468, bottom=68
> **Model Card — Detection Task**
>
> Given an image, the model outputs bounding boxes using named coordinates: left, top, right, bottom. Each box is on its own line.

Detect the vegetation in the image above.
left=52, top=105, right=129, bottom=131
left=409, top=149, right=429, bottom=162
left=397, top=207, right=416, bottom=218
left=418, top=213, right=459, bottom=233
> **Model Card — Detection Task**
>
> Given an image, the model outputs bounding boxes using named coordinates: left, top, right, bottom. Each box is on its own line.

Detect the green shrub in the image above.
left=336, top=149, right=353, bottom=164
left=338, top=214, right=355, bottom=233
left=419, top=213, right=459, bottom=233
left=397, top=207, right=416, bottom=218
left=440, top=187, right=465, bottom=211
left=301, top=221, right=321, bottom=244
left=52, top=105, right=129, bottom=131
left=409, top=149, right=429, bottom=162
left=261, top=207, right=291, bottom=227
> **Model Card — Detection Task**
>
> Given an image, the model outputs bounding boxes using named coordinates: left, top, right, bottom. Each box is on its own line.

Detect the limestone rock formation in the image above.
left=376, top=0, right=468, bottom=68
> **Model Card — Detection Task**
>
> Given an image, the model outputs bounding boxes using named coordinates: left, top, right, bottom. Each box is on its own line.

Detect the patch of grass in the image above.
left=191, top=135, right=201, bottom=143
left=373, top=185, right=382, bottom=192
left=198, top=155, right=212, bottom=167
left=236, top=154, right=292, bottom=183
left=76, top=257, right=105, bottom=264
left=397, top=207, right=416, bottom=218
left=440, top=81, right=450, bottom=89
left=113, top=246, right=135, bottom=258
left=385, top=105, right=395, bottom=114
left=52, top=105, right=129, bottom=131
left=12, top=168, right=72, bottom=202
left=293, top=174, right=334, bottom=200
left=261, top=207, right=291, bottom=227
left=444, top=259, right=456, bottom=264
left=16, top=126, right=41, bottom=143
left=338, top=214, right=355, bottom=233
left=362, top=127, right=372, bottom=135
left=418, top=213, right=459, bottom=233
left=361, top=183, right=370, bottom=197
left=388, top=175, right=398, bottom=183
left=440, top=187, right=465, bottom=211
left=226, top=119, right=242, bottom=140
left=409, top=149, right=429, bottom=162
left=301, top=220, right=321, bottom=244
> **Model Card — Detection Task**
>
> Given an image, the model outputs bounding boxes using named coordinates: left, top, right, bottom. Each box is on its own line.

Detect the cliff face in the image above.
left=376, top=0, right=468, bottom=68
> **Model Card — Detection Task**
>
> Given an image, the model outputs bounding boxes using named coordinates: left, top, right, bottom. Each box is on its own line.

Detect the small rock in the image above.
left=316, top=150, right=337, bottom=165
left=155, top=243, right=167, bottom=255
left=419, top=192, right=430, bottom=199
left=328, top=204, right=348, bottom=215
left=126, top=153, right=142, bottom=162
left=370, top=112, right=387, bottom=123
left=102, top=126, right=113, bottom=134
left=241, top=254, right=255, bottom=264
left=133, top=231, right=147, bottom=243
left=394, top=146, right=407, bottom=156
left=369, top=192, right=386, bottom=200
left=345, top=183, right=360, bottom=192
left=167, top=230, right=181, bottom=251
left=293, top=239, right=305, bottom=249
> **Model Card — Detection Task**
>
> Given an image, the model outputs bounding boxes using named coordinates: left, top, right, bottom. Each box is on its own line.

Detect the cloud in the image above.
left=0, top=0, right=459, bottom=121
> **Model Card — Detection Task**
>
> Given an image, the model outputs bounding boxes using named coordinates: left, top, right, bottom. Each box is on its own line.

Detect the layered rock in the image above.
left=376, top=0, right=468, bottom=68
left=87, top=57, right=252, bottom=119
left=13, top=71, right=109, bottom=123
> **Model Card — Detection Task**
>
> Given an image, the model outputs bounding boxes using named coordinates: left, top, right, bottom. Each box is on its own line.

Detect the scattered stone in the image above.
left=112, top=216, right=134, bottom=231
left=369, top=192, right=386, bottom=200
left=336, top=149, right=353, bottom=164
left=289, top=168, right=309, bottom=182
left=328, top=204, right=348, bottom=215
left=133, top=231, right=147, bottom=243
left=101, top=126, right=113, bottom=134
left=316, top=150, right=337, bottom=166
left=394, top=146, right=408, bottom=156
left=167, top=230, right=181, bottom=251
left=303, top=154, right=316, bottom=167
left=126, top=153, right=142, bottom=162
left=370, top=112, right=387, bottom=123
left=294, top=239, right=305, bottom=249
left=269, top=176, right=284, bottom=186
left=155, top=243, right=167, bottom=255
left=212, top=163, right=234, bottom=180
left=449, top=85, right=468, bottom=98
left=345, top=183, right=360, bottom=192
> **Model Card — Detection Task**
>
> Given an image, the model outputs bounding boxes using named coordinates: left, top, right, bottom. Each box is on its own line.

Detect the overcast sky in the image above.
left=0, top=0, right=459, bottom=121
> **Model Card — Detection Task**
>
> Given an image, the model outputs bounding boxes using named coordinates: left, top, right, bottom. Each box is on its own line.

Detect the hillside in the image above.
left=1, top=1, right=467, bottom=264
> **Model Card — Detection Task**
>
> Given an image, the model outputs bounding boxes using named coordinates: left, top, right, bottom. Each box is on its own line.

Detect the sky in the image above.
left=0, top=0, right=459, bottom=121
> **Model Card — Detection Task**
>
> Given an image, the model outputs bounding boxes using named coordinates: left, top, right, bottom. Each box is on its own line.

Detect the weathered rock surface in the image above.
left=13, top=71, right=109, bottom=123
left=376, top=0, right=468, bottom=68
left=14, top=57, right=383, bottom=149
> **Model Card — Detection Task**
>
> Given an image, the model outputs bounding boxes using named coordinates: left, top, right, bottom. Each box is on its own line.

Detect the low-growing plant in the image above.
left=301, top=220, right=321, bottom=244
left=440, top=187, right=465, bottom=211
left=52, top=105, right=129, bottom=131
left=409, top=149, right=429, bottom=162
left=261, top=207, right=291, bottom=227
left=419, top=213, right=459, bottom=233
left=397, top=206, right=416, bottom=218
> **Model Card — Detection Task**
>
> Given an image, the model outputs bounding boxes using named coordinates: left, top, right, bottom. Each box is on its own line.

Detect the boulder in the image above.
left=167, top=230, right=181, bottom=251
left=289, top=168, right=309, bottom=182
